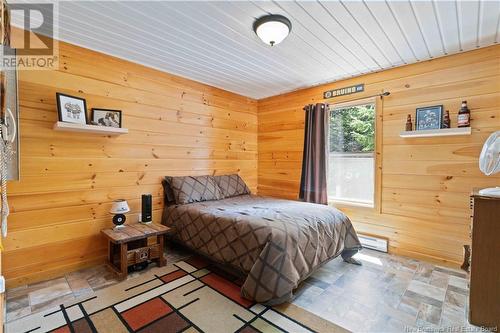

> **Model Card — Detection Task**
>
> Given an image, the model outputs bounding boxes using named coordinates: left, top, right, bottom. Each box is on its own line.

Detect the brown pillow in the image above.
left=214, top=174, right=251, bottom=198
left=168, top=175, right=224, bottom=205
left=162, top=176, right=175, bottom=205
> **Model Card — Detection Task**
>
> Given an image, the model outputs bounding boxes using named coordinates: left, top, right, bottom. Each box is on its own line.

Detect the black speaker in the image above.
left=141, top=194, right=152, bottom=223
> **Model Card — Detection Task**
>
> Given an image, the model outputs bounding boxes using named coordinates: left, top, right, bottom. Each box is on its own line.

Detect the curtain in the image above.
left=299, top=103, right=329, bottom=205
left=1, top=0, right=10, bottom=47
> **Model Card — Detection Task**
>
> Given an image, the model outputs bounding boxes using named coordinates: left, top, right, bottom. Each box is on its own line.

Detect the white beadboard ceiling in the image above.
left=10, top=0, right=500, bottom=99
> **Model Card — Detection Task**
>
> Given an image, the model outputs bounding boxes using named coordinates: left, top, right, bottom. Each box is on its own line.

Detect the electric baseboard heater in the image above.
left=358, top=234, right=388, bottom=253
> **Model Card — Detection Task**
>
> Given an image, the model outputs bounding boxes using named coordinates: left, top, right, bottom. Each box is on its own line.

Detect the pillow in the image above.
left=214, top=174, right=251, bottom=198
left=168, top=175, right=224, bottom=205
left=162, top=176, right=175, bottom=205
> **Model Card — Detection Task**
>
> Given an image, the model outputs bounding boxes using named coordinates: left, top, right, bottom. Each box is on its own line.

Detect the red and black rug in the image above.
left=6, top=257, right=348, bottom=333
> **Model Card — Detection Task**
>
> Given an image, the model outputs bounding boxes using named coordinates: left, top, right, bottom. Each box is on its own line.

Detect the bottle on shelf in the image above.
left=457, top=101, right=471, bottom=127
left=442, top=110, right=451, bottom=128
left=405, top=114, right=413, bottom=131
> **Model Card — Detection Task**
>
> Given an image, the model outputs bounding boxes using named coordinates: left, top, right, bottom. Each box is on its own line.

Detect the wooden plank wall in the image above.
left=3, top=41, right=258, bottom=287
left=258, top=45, right=500, bottom=267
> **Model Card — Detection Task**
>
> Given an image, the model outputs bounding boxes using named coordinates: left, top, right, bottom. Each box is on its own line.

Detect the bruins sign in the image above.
left=323, top=84, right=364, bottom=99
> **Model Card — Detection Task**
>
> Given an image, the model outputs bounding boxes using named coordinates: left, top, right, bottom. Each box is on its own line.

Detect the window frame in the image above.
left=326, top=97, right=381, bottom=212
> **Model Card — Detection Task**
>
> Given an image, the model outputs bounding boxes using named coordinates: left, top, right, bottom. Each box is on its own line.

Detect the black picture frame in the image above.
left=91, top=108, right=122, bottom=128
left=56, top=93, right=88, bottom=125
left=415, top=105, right=443, bottom=130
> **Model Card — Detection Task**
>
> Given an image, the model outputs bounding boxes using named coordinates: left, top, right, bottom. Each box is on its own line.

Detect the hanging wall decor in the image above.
left=0, top=45, right=20, bottom=181
left=323, top=84, right=364, bottom=99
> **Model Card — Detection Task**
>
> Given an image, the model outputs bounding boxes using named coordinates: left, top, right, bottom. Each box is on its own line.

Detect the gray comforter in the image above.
left=162, top=195, right=361, bottom=304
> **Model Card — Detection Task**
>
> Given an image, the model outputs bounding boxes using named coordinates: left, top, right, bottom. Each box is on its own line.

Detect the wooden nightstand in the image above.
left=101, top=223, right=171, bottom=279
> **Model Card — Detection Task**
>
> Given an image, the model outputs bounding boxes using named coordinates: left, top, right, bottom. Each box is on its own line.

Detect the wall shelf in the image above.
left=399, top=127, right=471, bottom=138
left=54, top=121, right=128, bottom=135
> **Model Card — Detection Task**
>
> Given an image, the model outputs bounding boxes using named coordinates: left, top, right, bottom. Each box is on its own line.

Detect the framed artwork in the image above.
left=56, top=93, right=88, bottom=125
left=415, top=105, right=443, bottom=130
left=91, top=108, right=122, bottom=128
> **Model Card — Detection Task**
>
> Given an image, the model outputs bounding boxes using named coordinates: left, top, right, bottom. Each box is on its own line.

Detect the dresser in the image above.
left=469, top=190, right=500, bottom=328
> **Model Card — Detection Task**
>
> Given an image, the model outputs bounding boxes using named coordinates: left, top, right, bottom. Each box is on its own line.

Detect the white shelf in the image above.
left=54, top=122, right=128, bottom=135
left=400, top=127, right=471, bottom=138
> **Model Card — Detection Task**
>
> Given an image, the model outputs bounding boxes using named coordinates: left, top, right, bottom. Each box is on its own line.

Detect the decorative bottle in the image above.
left=457, top=101, right=470, bottom=127
left=405, top=114, right=413, bottom=131
left=442, top=110, right=451, bottom=128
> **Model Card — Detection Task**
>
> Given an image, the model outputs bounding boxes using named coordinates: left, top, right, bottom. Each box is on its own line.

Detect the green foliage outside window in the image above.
left=329, top=103, right=375, bottom=153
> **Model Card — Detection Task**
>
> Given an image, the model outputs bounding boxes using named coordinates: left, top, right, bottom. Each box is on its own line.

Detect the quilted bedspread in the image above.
left=162, top=195, right=361, bottom=304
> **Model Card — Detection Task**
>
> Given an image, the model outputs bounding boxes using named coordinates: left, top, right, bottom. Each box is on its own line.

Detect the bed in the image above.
left=161, top=174, right=362, bottom=304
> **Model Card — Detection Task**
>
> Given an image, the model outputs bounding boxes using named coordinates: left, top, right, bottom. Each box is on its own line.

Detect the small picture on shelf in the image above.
left=56, top=93, right=88, bottom=125
left=415, top=105, right=443, bottom=130
left=91, top=109, right=122, bottom=128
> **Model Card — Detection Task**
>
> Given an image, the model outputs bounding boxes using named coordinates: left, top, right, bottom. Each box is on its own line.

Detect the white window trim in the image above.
left=328, top=97, right=377, bottom=112
left=328, top=197, right=375, bottom=209
left=327, top=98, right=377, bottom=208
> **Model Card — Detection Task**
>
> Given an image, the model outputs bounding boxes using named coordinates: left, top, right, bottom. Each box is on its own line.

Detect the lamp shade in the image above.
left=253, top=15, right=291, bottom=46
left=109, top=199, right=130, bottom=214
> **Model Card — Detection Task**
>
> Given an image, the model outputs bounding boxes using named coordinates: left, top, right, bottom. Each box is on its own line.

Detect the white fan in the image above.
left=478, top=130, right=500, bottom=197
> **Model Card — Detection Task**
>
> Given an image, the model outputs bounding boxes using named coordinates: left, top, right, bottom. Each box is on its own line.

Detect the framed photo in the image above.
left=91, top=108, right=122, bottom=128
left=56, top=93, right=88, bottom=125
left=415, top=105, right=443, bottom=130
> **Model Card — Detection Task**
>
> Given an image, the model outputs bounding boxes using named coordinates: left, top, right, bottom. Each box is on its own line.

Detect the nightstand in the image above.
left=101, top=223, right=171, bottom=279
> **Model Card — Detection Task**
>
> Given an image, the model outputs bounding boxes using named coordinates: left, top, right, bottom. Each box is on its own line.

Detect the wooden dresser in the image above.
left=469, top=190, right=500, bottom=329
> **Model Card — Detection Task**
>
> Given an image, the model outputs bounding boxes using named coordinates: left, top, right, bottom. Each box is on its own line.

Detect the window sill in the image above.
left=328, top=199, right=374, bottom=209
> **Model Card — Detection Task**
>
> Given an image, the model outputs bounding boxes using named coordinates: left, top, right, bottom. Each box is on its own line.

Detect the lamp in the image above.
left=253, top=14, right=291, bottom=46
left=478, top=130, right=500, bottom=197
left=110, top=199, right=130, bottom=228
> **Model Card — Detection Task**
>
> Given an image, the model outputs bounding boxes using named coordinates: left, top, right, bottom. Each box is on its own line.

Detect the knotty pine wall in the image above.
left=4, top=41, right=257, bottom=287
left=258, top=45, right=500, bottom=267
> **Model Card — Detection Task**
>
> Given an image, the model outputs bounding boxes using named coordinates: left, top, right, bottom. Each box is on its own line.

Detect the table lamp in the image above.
left=478, top=130, right=500, bottom=197
left=110, top=199, right=130, bottom=228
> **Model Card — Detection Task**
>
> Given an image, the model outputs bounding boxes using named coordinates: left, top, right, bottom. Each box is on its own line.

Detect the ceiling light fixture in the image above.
left=253, top=14, right=292, bottom=46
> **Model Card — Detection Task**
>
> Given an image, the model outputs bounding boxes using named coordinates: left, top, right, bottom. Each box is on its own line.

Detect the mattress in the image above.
left=162, top=194, right=361, bottom=304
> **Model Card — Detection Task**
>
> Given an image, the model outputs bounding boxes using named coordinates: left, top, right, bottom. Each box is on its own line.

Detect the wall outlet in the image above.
left=0, top=276, right=5, bottom=293
left=138, top=213, right=142, bottom=222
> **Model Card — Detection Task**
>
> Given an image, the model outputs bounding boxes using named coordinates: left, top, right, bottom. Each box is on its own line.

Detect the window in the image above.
left=328, top=101, right=375, bottom=207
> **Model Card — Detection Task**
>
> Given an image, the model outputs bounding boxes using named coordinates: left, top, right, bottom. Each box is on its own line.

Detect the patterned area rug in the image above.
left=6, top=257, right=348, bottom=333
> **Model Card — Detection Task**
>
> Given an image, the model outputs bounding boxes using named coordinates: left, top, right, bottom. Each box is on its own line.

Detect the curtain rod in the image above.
left=303, top=91, right=390, bottom=110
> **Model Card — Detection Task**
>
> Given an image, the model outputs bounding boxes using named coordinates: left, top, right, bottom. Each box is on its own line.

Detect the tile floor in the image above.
left=6, top=245, right=477, bottom=332
left=5, top=243, right=192, bottom=323
left=291, top=250, right=476, bottom=332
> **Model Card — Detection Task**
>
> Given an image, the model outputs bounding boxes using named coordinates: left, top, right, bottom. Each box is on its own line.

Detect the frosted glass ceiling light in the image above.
left=253, top=15, right=291, bottom=46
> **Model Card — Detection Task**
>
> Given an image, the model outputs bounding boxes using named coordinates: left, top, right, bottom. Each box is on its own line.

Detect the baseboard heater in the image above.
left=358, top=234, right=388, bottom=253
